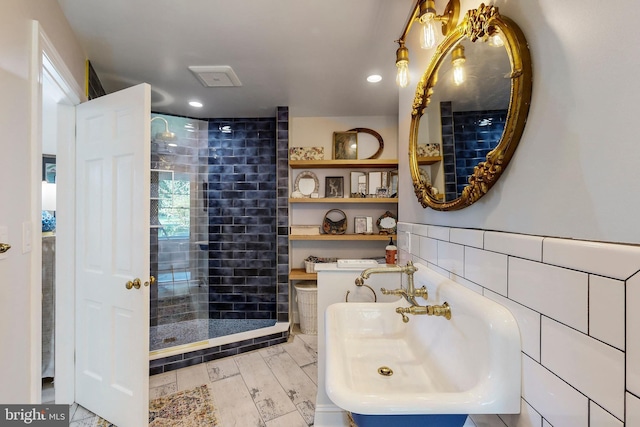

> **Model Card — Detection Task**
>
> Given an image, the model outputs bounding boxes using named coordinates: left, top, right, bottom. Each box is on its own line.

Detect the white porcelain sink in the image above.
left=325, top=263, right=521, bottom=416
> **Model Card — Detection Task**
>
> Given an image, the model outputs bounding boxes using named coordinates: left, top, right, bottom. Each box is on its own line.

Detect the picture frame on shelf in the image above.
left=389, top=170, right=399, bottom=197
left=350, top=171, right=367, bottom=198
left=368, top=171, right=382, bottom=195
left=376, top=187, right=389, bottom=198
left=325, top=176, right=344, bottom=198
left=377, top=211, right=397, bottom=235
left=332, top=131, right=358, bottom=160
left=354, top=216, right=367, bottom=234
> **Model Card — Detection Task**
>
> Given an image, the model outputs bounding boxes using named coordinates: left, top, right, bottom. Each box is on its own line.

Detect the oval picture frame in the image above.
left=347, top=127, right=384, bottom=160
left=294, top=170, right=319, bottom=196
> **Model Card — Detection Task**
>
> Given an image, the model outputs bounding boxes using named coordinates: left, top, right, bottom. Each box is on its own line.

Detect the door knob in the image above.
left=125, top=278, right=142, bottom=290
left=0, top=243, right=10, bottom=254
left=144, top=276, right=156, bottom=287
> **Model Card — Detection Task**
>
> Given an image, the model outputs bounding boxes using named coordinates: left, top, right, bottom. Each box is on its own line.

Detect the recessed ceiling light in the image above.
left=189, top=101, right=203, bottom=108
left=367, top=74, right=382, bottom=83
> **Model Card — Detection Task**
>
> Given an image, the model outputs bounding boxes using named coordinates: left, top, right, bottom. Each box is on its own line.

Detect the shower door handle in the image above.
left=144, top=276, right=156, bottom=287
left=0, top=243, right=10, bottom=254
left=125, top=278, right=142, bottom=290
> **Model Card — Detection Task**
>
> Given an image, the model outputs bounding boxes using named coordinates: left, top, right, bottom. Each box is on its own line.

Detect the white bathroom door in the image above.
left=75, top=83, right=151, bottom=427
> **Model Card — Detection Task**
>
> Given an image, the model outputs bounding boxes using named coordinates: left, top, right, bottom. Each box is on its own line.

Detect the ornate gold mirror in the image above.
left=409, top=5, right=532, bottom=210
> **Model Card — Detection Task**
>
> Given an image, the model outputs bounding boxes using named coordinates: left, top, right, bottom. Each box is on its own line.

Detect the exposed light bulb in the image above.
left=451, top=45, right=466, bottom=86
left=453, top=63, right=465, bottom=85
left=488, top=33, right=504, bottom=47
left=420, top=14, right=437, bottom=49
left=396, top=60, right=409, bottom=88
left=395, top=42, right=410, bottom=88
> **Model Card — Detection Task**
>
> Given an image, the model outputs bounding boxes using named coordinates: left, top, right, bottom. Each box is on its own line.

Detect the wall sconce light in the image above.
left=395, top=41, right=410, bottom=88
left=395, top=0, right=461, bottom=87
left=418, top=0, right=459, bottom=49
left=451, top=44, right=466, bottom=85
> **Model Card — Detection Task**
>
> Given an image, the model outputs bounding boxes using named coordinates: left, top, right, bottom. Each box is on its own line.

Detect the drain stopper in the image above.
left=377, top=366, right=393, bottom=376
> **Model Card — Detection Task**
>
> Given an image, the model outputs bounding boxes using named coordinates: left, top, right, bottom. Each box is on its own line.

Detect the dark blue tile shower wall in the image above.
left=439, top=102, right=458, bottom=200
left=149, top=110, right=290, bottom=374
left=452, top=110, right=506, bottom=196
left=207, top=118, right=278, bottom=321
left=440, top=101, right=508, bottom=199
left=276, top=107, right=289, bottom=323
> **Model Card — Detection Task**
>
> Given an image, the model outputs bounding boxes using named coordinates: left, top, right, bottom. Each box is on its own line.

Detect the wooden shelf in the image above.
left=289, top=268, right=316, bottom=281
left=289, top=234, right=396, bottom=241
left=289, top=159, right=398, bottom=169
left=289, top=197, right=397, bottom=204
left=417, top=156, right=442, bottom=165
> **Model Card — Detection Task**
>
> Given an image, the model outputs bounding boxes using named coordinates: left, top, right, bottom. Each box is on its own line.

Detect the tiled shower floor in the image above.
left=150, top=318, right=277, bottom=351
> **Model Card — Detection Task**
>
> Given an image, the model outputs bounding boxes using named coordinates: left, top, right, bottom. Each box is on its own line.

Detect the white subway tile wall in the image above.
left=437, top=240, right=464, bottom=275
left=627, top=393, right=640, bottom=426
left=450, top=227, right=484, bottom=249
left=589, top=275, right=625, bottom=351
left=627, top=272, right=640, bottom=398
left=464, top=247, right=508, bottom=296
left=399, top=222, right=638, bottom=426
left=508, top=257, right=588, bottom=333
left=590, top=401, right=624, bottom=427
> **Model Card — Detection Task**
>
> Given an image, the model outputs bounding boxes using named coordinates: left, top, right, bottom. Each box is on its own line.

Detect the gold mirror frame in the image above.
left=409, top=5, right=532, bottom=211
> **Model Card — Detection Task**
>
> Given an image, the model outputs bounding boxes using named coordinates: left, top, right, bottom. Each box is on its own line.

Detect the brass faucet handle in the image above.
left=414, top=286, right=428, bottom=298
left=428, top=302, right=452, bottom=320
left=381, top=288, right=405, bottom=296
left=395, top=307, right=410, bottom=323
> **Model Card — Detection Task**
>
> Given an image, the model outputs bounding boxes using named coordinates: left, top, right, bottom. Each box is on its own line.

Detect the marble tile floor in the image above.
left=66, top=331, right=318, bottom=427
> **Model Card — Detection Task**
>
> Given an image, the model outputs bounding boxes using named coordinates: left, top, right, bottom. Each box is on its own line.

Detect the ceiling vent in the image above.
left=188, top=65, right=242, bottom=87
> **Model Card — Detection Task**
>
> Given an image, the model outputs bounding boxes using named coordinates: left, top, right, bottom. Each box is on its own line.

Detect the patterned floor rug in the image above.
left=97, top=384, right=219, bottom=427
left=149, top=384, right=219, bottom=426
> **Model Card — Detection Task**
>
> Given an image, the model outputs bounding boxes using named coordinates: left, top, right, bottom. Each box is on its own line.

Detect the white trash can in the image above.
left=294, top=281, right=318, bottom=335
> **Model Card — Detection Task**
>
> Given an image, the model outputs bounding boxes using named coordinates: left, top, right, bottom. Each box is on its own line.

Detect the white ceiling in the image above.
left=56, top=0, right=415, bottom=119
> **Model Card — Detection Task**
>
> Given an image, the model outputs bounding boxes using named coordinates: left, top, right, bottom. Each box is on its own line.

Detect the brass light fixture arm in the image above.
left=398, top=0, right=422, bottom=44
left=397, top=0, right=461, bottom=44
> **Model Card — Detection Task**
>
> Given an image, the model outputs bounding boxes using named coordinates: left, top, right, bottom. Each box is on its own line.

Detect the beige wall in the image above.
left=0, top=1, right=84, bottom=403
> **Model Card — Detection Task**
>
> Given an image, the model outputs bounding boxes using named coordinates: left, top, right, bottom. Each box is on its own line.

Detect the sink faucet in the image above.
left=395, top=303, right=451, bottom=323
left=354, top=260, right=427, bottom=307
left=354, top=260, right=452, bottom=323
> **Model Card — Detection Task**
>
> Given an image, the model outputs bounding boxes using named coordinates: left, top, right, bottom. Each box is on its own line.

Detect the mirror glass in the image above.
left=298, top=179, right=316, bottom=195
left=409, top=6, right=532, bottom=211
left=418, top=38, right=510, bottom=201
left=349, top=128, right=384, bottom=159
left=294, top=170, right=319, bottom=196
left=350, top=171, right=366, bottom=197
